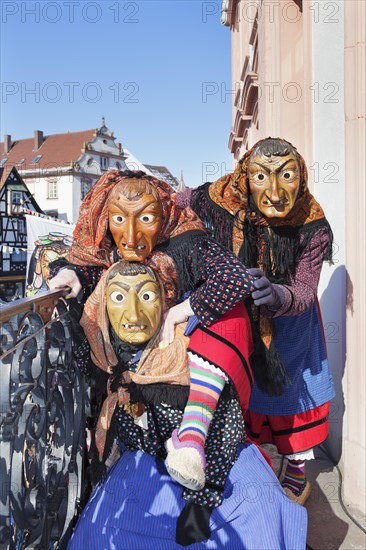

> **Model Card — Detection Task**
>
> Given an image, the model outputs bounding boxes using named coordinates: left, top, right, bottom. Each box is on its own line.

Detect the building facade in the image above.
left=1, top=119, right=182, bottom=223
left=0, top=167, right=43, bottom=299
left=0, top=119, right=127, bottom=223
left=221, top=0, right=365, bottom=515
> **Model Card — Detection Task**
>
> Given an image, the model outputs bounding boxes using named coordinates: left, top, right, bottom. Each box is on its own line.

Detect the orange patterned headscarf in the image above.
left=208, top=137, right=328, bottom=258
left=67, top=170, right=205, bottom=268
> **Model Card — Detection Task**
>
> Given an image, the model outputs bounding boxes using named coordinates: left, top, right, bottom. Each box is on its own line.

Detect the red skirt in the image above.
left=245, top=401, right=330, bottom=455
left=188, top=301, right=253, bottom=417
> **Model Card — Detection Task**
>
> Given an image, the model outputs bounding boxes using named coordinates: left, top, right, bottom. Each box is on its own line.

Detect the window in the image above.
left=17, top=159, right=25, bottom=166
left=116, top=161, right=122, bottom=170
left=47, top=181, right=58, bottom=199
left=2, top=252, right=10, bottom=272
left=0, top=158, right=6, bottom=167
left=100, top=157, right=109, bottom=171
left=12, top=191, right=22, bottom=205
left=17, top=219, right=25, bottom=233
left=12, top=250, right=27, bottom=263
left=81, top=181, right=92, bottom=200
left=31, top=155, right=42, bottom=164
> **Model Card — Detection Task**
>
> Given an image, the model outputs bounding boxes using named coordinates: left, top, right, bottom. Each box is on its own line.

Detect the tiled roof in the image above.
left=144, top=164, right=179, bottom=188
left=0, top=129, right=96, bottom=173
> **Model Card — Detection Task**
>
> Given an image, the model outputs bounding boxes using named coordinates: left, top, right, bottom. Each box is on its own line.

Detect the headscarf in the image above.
left=207, top=138, right=332, bottom=272
left=66, top=170, right=205, bottom=268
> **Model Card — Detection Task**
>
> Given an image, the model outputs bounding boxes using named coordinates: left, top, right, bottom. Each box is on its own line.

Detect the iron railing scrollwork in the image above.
left=0, top=292, right=89, bottom=549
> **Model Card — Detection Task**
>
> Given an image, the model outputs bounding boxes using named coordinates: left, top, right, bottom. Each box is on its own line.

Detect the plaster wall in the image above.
left=343, top=0, right=366, bottom=516
left=26, top=174, right=78, bottom=222
left=311, top=0, right=347, bottom=475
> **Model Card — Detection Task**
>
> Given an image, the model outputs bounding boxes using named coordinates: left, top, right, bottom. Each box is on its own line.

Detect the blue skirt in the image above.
left=250, top=302, right=335, bottom=416
left=68, top=443, right=307, bottom=549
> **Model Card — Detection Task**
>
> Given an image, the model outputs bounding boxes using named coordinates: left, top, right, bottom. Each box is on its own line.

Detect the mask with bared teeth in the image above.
left=106, top=262, right=162, bottom=345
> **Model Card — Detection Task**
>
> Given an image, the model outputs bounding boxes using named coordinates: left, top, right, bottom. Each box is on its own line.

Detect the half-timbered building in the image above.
left=0, top=166, right=43, bottom=300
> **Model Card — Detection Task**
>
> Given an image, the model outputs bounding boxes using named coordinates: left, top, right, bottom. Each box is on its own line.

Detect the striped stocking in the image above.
left=178, top=353, right=226, bottom=446
left=282, top=459, right=306, bottom=495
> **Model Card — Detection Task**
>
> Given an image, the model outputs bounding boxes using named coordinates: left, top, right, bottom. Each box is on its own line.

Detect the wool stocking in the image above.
left=282, top=459, right=306, bottom=495
left=178, top=354, right=226, bottom=446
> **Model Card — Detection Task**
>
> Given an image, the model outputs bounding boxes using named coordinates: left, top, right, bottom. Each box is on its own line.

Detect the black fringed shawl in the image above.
left=191, top=183, right=333, bottom=285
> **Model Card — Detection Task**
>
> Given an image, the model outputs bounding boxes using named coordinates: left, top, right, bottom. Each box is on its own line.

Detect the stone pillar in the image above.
left=343, top=0, right=366, bottom=517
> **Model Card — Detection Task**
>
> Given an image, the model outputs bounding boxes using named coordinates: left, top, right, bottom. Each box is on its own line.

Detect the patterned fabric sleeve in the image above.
left=188, top=238, right=256, bottom=326
left=264, top=227, right=330, bottom=318
left=49, top=258, right=104, bottom=301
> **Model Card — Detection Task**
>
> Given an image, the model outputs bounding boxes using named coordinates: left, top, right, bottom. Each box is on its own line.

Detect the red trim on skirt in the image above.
left=245, top=402, right=330, bottom=455
left=188, top=301, right=253, bottom=416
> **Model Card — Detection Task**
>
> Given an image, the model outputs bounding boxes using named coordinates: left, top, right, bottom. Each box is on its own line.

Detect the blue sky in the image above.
left=1, top=0, right=235, bottom=187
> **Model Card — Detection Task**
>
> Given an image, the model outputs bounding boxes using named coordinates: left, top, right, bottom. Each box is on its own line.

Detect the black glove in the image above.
left=176, top=502, right=212, bottom=546
left=248, top=268, right=283, bottom=310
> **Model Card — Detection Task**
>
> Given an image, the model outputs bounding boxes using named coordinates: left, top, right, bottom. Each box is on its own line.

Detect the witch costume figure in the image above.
left=179, top=137, right=335, bottom=506
left=81, top=259, right=253, bottom=494
left=67, top=259, right=307, bottom=549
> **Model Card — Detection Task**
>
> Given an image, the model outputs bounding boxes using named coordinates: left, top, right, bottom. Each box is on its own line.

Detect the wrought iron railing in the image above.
left=0, top=290, right=88, bottom=549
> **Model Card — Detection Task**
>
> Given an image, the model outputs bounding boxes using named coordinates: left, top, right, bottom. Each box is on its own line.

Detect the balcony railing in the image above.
left=0, top=290, right=89, bottom=549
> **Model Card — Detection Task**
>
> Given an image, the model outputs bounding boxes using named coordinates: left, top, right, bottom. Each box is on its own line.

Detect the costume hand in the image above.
left=176, top=502, right=212, bottom=546
left=49, top=269, right=82, bottom=299
left=248, top=268, right=282, bottom=309
left=159, top=299, right=194, bottom=347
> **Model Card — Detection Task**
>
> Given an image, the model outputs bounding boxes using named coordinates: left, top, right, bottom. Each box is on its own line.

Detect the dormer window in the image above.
left=31, top=154, right=42, bottom=164
left=0, top=158, right=6, bottom=167
left=12, top=191, right=22, bottom=205
left=17, top=159, right=25, bottom=166
left=101, top=157, right=109, bottom=171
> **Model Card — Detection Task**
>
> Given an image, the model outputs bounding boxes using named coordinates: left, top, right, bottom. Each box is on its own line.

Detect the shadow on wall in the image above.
left=319, top=265, right=347, bottom=464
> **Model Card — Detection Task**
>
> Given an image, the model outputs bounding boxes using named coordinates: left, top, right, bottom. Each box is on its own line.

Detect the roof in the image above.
left=0, top=166, right=43, bottom=212
left=0, top=129, right=96, bottom=173
left=144, top=164, right=179, bottom=188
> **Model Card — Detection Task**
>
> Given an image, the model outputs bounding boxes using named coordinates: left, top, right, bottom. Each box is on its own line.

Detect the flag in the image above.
left=25, top=215, right=75, bottom=296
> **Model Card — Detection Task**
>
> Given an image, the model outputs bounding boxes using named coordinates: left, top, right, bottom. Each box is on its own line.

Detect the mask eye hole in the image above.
left=140, top=290, right=157, bottom=302
left=139, top=214, right=155, bottom=224
left=111, top=214, right=126, bottom=224
left=110, top=291, right=126, bottom=303
left=250, top=171, right=267, bottom=184
left=281, top=170, right=296, bottom=181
